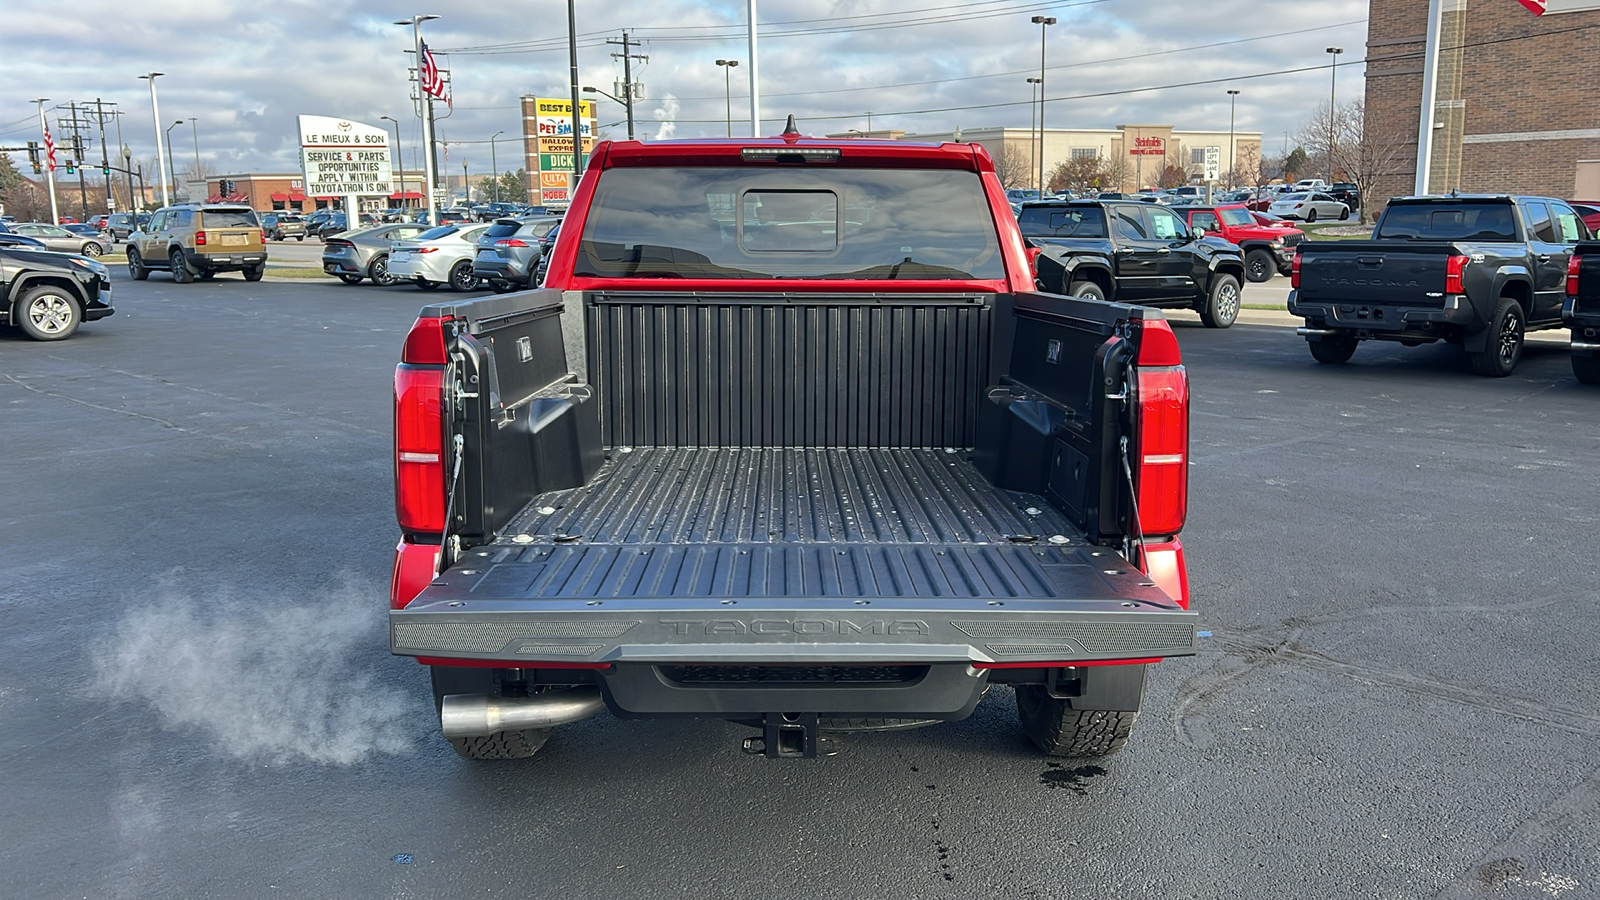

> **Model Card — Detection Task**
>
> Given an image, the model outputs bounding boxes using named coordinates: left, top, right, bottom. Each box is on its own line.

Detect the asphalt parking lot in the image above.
left=2, top=272, right=1596, bottom=898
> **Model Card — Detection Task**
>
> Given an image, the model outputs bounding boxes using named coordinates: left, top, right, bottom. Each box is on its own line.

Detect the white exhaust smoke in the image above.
left=94, top=574, right=421, bottom=765
left=653, top=93, right=680, bottom=140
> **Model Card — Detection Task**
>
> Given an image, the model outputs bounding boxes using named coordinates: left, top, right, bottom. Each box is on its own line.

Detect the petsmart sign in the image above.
left=297, top=115, right=394, bottom=197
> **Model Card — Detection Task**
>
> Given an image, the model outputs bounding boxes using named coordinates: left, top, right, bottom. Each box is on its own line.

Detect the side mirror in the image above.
left=1193, top=228, right=1206, bottom=239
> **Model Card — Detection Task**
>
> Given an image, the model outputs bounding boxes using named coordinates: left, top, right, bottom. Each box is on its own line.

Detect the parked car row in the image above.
left=318, top=213, right=563, bottom=293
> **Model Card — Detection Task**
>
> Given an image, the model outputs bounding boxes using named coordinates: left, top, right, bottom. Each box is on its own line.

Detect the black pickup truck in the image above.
left=1288, top=194, right=1588, bottom=376
left=1563, top=241, right=1600, bottom=383
left=388, top=132, right=1198, bottom=761
left=1018, top=199, right=1248, bottom=328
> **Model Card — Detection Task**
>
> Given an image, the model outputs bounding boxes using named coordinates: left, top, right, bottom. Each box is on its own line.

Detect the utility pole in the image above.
left=607, top=31, right=648, bottom=140
left=61, top=102, right=91, bottom=221
left=94, top=99, right=113, bottom=213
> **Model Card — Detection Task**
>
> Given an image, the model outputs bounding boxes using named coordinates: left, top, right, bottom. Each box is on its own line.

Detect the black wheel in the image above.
left=490, top=278, right=517, bottom=294
left=1244, top=249, right=1275, bottom=283
left=1338, top=207, right=1350, bottom=221
left=1305, top=208, right=1319, bottom=223
left=1199, top=273, right=1241, bottom=328
left=168, top=248, right=193, bottom=284
left=448, top=260, right=480, bottom=292
left=430, top=667, right=551, bottom=760
left=416, top=278, right=440, bottom=291
left=81, top=242, right=104, bottom=257
left=197, top=270, right=215, bottom=281
left=15, top=285, right=81, bottom=341
left=127, top=248, right=149, bottom=281
left=1067, top=279, right=1107, bottom=302
left=1309, top=335, right=1359, bottom=364
left=242, top=264, right=265, bottom=282
left=296, top=235, right=305, bottom=241
left=369, top=254, right=400, bottom=287
left=1573, top=353, right=1600, bottom=385
left=337, top=273, right=363, bottom=285
left=1015, top=684, right=1141, bottom=758
left=1469, top=298, right=1525, bottom=377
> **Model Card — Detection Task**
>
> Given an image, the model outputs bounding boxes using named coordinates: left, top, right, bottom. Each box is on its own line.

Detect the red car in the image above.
left=1569, top=201, right=1600, bottom=234
left=1176, top=203, right=1305, bottom=282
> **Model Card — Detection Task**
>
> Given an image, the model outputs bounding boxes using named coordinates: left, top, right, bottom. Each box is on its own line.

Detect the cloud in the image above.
left=0, top=0, right=1369, bottom=173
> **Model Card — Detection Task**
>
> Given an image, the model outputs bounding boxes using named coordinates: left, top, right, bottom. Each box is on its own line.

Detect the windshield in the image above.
left=1375, top=203, right=1519, bottom=241
left=1017, top=206, right=1107, bottom=238
left=575, top=166, right=1003, bottom=281
left=1218, top=207, right=1254, bottom=227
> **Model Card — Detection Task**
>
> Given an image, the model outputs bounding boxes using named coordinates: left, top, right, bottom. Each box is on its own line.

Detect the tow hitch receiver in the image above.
left=742, top=713, right=837, bottom=758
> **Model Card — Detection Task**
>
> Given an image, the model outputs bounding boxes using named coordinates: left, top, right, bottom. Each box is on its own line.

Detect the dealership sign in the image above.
left=296, top=115, right=393, bottom=197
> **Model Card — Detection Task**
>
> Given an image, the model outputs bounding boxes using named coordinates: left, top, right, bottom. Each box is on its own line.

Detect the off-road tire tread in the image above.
left=1468, top=298, right=1523, bottom=377
left=1015, top=686, right=1137, bottom=757
left=1067, top=279, right=1106, bottom=302
left=1309, top=336, right=1358, bottom=364
left=446, top=728, right=552, bottom=760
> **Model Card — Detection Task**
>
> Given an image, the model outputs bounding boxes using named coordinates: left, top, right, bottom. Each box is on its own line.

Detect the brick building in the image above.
left=1365, top=0, right=1600, bottom=215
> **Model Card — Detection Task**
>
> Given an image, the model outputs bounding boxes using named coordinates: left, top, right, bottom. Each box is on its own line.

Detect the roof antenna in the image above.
left=782, top=114, right=800, bottom=137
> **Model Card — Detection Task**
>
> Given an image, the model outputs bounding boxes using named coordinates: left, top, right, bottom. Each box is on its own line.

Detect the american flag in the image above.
left=43, top=124, right=57, bottom=172
left=1515, top=0, right=1546, bottom=12
left=419, top=41, right=450, bottom=106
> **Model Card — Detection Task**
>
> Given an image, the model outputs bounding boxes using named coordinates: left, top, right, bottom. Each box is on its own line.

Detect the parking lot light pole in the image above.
left=1227, top=89, right=1240, bottom=189
left=1026, top=77, right=1041, bottom=193
left=1326, top=47, right=1343, bottom=183
left=138, top=73, right=171, bottom=208
left=121, top=144, right=134, bottom=212
left=380, top=115, right=405, bottom=210
left=715, top=60, right=739, bottom=137
left=1031, top=15, right=1056, bottom=200
left=189, top=118, right=199, bottom=180
left=489, top=130, right=504, bottom=203
left=396, top=15, right=441, bottom=226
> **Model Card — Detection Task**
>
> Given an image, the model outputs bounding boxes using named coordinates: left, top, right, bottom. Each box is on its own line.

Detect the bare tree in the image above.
left=991, top=142, right=1033, bottom=190
left=1299, top=100, right=1410, bottom=223
left=1228, top=144, right=1261, bottom=191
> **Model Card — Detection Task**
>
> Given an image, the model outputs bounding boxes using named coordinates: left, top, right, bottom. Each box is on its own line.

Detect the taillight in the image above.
left=1290, top=249, right=1302, bottom=288
left=260, top=230, right=268, bottom=243
left=1445, top=254, right=1468, bottom=295
left=194, top=230, right=207, bottom=246
left=402, top=315, right=451, bottom=365
left=1132, top=363, right=1189, bottom=538
left=395, top=364, right=446, bottom=534
left=1568, top=254, right=1582, bottom=296
left=1025, top=245, right=1042, bottom=278
left=416, top=246, right=439, bottom=253
left=495, top=238, right=530, bottom=247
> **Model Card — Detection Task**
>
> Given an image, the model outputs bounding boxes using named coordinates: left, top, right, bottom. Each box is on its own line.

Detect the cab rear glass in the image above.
left=1017, top=206, right=1107, bottom=238
left=1376, top=203, right=1518, bottom=242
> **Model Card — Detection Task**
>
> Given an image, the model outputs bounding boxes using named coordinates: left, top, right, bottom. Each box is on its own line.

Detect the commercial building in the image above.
left=833, top=124, right=1262, bottom=194
left=1365, top=0, right=1600, bottom=212
left=198, top=171, right=426, bottom=213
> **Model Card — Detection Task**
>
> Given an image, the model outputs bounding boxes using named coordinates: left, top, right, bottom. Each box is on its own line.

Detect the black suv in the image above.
left=1019, top=199, right=1249, bottom=328
left=1, top=246, right=114, bottom=340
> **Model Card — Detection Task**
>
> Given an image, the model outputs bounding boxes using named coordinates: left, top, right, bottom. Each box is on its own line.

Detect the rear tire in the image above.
left=82, top=242, right=104, bottom=257
left=1067, top=279, right=1107, bottom=302
left=1199, top=273, right=1241, bottom=328
left=127, top=248, right=149, bottom=281
left=490, top=278, right=517, bottom=294
left=448, top=260, right=480, bottom=292
left=1015, top=684, right=1140, bottom=758
left=1244, top=248, right=1275, bottom=283
left=369, top=255, right=399, bottom=287
left=1574, top=352, right=1600, bottom=385
left=169, top=249, right=193, bottom=284
left=1309, top=336, right=1359, bottom=364
left=242, top=264, right=265, bottom=282
left=1468, top=298, right=1525, bottom=377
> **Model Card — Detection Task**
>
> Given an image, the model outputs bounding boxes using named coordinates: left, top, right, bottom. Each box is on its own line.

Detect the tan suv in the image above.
left=126, top=204, right=268, bottom=283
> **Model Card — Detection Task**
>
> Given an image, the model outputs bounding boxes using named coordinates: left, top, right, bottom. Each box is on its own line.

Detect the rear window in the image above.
left=1277, top=193, right=1308, bottom=202
left=417, top=225, right=461, bottom=241
left=1375, top=203, right=1518, bottom=242
left=1017, top=206, right=1107, bottom=238
left=575, top=166, right=1004, bottom=280
left=482, top=221, right=522, bottom=239
left=519, top=221, right=558, bottom=238
left=200, top=209, right=259, bottom=227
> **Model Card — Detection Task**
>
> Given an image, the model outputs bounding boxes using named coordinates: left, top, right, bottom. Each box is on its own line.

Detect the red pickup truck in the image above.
left=1177, top=204, right=1305, bottom=283
left=388, top=121, right=1197, bottom=761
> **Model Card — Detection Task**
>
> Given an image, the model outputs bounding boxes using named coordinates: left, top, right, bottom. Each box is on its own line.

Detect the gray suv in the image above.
left=472, top=216, right=561, bottom=292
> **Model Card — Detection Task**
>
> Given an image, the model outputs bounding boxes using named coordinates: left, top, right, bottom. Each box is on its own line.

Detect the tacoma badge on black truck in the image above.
left=1289, top=194, right=1588, bottom=376
left=389, top=124, right=1197, bottom=761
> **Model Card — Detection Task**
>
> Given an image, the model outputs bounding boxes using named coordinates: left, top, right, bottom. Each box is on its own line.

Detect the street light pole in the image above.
left=396, top=15, right=441, bottom=226
left=1326, top=47, right=1343, bottom=184
left=716, top=60, right=739, bottom=137
left=489, top=130, right=503, bottom=203
left=1227, top=89, right=1240, bottom=189
left=189, top=118, right=199, bottom=179
left=1026, top=77, right=1041, bottom=193
left=164, top=120, right=182, bottom=196
left=380, top=115, right=404, bottom=210
left=139, top=73, right=171, bottom=207
left=121, top=145, right=134, bottom=212
left=1031, top=15, right=1056, bottom=200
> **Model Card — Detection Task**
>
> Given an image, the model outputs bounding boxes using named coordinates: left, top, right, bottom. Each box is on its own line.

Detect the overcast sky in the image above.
left=0, top=0, right=1368, bottom=178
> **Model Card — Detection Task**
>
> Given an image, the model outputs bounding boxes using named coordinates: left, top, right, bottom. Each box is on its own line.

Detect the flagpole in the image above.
left=1414, top=0, right=1443, bottom=194
left=34, top=99, right=59, bottom=225
left=403, top=15, right=440, bottom=228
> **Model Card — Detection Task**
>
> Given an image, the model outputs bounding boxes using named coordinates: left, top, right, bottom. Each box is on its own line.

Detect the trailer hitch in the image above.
left=741, top=713, right=838, bottom=758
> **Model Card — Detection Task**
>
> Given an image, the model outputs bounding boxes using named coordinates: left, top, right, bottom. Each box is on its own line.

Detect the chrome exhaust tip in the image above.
left=440, top=687, right=606, bottom=738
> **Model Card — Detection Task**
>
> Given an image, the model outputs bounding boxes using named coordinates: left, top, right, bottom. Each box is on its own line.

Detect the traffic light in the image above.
left=102, top=166, right=111, bottom=177
left=27, top=141, right=40, bottom=174
left=71, top=134, right=84, bottom=159
left=65, top=159, right=75, bottom=175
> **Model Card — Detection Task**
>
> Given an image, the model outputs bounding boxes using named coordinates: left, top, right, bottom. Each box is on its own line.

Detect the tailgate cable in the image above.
left=1118, top=435, right=1147, bottom=567
left=436, top=433, right=465, bottom=576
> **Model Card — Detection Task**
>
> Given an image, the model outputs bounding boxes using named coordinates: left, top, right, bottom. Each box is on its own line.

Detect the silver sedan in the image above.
left=1266, top=192, right=1350, bottom=223
left=7, top=223, right=109, bottom=256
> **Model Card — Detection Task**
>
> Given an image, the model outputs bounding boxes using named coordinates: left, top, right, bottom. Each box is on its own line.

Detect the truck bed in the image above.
left=392, top=447, right=1194, bottom=667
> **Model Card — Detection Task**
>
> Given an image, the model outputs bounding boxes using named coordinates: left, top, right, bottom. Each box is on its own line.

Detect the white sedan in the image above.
left=386, top=223, right=490, bottom=291
left=1267, top=192, right=1350, bottom=223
